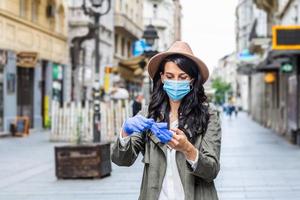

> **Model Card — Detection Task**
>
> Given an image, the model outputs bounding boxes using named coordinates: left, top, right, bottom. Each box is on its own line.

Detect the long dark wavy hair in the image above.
left=147, top=54, right=210, bottom=143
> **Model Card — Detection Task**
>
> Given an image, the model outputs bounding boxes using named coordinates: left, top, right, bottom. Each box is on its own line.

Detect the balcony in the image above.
left=114, top=13, right=143, bottom=39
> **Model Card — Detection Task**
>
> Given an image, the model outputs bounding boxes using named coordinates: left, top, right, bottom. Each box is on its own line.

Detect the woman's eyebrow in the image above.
left=179, top=73, right=188, bottom=76
left=165, top=72, right=174, bottom=75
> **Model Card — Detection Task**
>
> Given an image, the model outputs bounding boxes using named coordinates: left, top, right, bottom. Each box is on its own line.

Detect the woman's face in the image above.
left=160, top=61, right=192, bottom=82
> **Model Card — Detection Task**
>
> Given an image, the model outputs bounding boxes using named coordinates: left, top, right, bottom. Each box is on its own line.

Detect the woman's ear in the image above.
left=190, top=78, right=195, bottom=85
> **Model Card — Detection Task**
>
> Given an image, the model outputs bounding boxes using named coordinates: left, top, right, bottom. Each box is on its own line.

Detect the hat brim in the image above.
left=147, top=51, right=209, bottom=83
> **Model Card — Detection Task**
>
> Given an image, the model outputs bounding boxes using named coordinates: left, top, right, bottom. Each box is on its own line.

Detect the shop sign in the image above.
left=272, top=26, right=300, bottom=50
left=238, top=49, right=258, bottom=62
left=53, top=64, right=63, bottom=80
left=133, top=40, right=150, bottom=56
left=281, top=63, right=293, bottom=73
left=17, top=52, right=38, bottom=67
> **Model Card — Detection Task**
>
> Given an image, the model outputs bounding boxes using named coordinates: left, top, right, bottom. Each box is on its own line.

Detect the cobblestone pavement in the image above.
left=0, top=112, right=300, bottom=199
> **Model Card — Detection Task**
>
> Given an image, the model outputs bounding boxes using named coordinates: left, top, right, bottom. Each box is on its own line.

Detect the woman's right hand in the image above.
left=122, top=115, right=154, bottom=136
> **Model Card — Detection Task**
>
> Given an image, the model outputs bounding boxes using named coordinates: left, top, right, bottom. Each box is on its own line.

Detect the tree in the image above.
left=211, top=77, right=232, bottom=105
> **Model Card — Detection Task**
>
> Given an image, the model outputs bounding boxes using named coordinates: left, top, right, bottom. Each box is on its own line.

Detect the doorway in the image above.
left=17, top=67, right=34, bottom=128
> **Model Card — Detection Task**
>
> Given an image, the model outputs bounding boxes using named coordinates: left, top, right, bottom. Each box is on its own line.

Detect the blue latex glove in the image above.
left=150, top=122, right=173, bottom=144
left=122, top=115, right=154, bottom=135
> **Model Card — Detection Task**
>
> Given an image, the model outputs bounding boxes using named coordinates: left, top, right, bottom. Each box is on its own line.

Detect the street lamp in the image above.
left=142, top=24, right=159, bottom=47
left=82, top=0, right=111, bottom=143
left=90, top=0, right=104, bottom=7
left=142, top=24, right=159, bottom=98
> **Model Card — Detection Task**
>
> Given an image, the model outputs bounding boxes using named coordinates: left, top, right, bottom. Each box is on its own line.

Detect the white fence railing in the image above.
left=50, top=99, right=131, bottom=143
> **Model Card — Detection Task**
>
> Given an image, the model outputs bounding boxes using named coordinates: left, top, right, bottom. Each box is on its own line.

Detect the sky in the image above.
left=181, top=0, right=238, bottom=73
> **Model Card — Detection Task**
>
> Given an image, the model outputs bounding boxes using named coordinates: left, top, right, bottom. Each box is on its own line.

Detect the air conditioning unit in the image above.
left=46, top=4, right=56, bottom=18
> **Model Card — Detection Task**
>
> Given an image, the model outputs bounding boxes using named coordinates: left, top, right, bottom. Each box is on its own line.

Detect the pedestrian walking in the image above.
left=227, top=104, right=233, bottom=119
left=234, top=106, right=238, bottom=117
left=112, top=41, right=221, bottom=200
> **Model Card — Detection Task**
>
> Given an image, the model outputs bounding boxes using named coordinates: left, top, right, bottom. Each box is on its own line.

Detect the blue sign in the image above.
left=133, top=40, right=151, bottom=56
left=239, top=49, right=257, bottom=62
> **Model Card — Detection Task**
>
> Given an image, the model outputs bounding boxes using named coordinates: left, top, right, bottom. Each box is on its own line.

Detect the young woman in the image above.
left=112, top=41, right=221, bottom=200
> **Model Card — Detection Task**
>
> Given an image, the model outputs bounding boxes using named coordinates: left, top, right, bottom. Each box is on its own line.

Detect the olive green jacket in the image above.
left=111, top=104, right=221, bottom=200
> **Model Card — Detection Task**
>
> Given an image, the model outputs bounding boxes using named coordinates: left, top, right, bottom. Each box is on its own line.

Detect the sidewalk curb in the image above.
left=0, top=132, right=11, bottom=138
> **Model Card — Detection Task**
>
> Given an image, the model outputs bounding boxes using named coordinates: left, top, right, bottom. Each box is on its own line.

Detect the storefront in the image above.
left=271, top=26, right=300, bottom=144
left=0, top=50, right=67, bottom=133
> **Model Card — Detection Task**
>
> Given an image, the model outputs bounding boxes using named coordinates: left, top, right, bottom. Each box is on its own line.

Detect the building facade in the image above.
left=235, top=0, right=268, bottom=112
left=0, top=0, right=68, bottom=133
left=68, top=0, right=114, bottom=101
left=113, top=0, right=144, bottom=98
left=234, top=0, right=300, bottom=145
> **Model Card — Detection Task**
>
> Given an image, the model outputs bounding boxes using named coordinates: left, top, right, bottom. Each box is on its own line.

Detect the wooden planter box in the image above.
left=55, top=143, right=111, bottom=179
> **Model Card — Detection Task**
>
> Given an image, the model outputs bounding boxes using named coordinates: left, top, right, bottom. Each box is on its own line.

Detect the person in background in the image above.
left=132, top=94, right=144, bottom=116
left=234, top=105, right=238, bottom=117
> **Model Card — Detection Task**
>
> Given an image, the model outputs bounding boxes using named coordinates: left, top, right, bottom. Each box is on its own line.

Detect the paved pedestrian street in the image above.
left=1, top=113, right=300, bottom=200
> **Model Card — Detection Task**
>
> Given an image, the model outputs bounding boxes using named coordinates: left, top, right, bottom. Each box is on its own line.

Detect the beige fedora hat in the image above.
left=147, top=41, right=209, bottom=83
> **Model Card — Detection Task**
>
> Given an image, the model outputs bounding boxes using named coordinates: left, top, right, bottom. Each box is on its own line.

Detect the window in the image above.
left=114, top=34, right=118, bottom=54
left=107, top=31, right=112, bottom=39
left=125, top=4, right=128, bottom=15
left=31, top=0, right=40, bottom=22
left=47, top=0, right=56, bottom=30
left=121, top=37, right=125, bottom=56
left=119, top=0, right=123, bottom=12
left=153, top=4, right=157, bottom=18
left=127, top=41, right=131, bottom=57
left=57, top=5, right=65, bottom=33
left=20, top=0, right=28, bottom=18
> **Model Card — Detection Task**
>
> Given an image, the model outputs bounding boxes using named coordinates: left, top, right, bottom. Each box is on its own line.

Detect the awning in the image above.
left=270, top=50, right=300, bottom=58
left=255, top=50, right=299, bottom=72
left=116, top=55, right=147, bottom=83
left=119, top=55, right=145, bottom=68
left=256, top=60, right=281, bottom=72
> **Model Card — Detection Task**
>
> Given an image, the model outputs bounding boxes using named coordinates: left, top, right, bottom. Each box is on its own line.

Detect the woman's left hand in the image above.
left=168, top=128, right=198, bottom=161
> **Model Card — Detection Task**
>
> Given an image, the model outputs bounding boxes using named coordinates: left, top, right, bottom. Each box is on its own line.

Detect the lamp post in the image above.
left=82, top=0, right=111, bottom=143
left=142, top=24, right=159, bottom=97
left=142, top=24, right=159, bottom=50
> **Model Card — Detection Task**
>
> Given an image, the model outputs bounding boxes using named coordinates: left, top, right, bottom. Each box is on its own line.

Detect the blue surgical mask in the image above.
left=163, top=80, right=191, bottom=101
